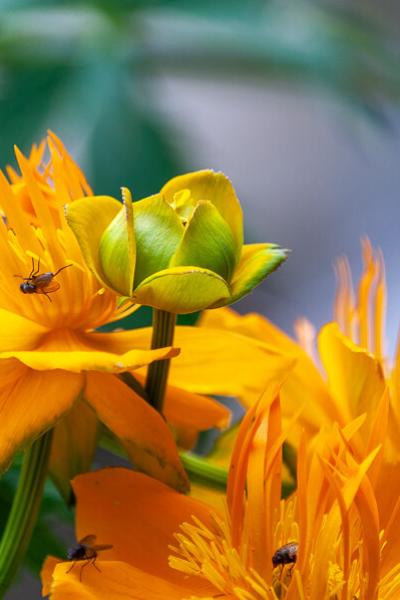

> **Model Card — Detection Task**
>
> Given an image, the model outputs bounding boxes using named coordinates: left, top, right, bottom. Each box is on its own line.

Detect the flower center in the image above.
left=169, top=514, right=273, bottom=600
left=170, top=189, right=197, bottom=225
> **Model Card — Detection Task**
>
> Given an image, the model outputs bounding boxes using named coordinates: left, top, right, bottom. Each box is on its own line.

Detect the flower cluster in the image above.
left=0, top=135, right=397, bottom=600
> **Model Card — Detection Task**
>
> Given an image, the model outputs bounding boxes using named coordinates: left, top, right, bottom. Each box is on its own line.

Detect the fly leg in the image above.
left=53, top=264, right=73, bottom=277
left=65, top=561, right=77, bottom=574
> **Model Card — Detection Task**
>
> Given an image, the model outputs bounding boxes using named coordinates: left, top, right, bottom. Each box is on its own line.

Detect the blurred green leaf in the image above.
left=0, top=0, right=398, bottom=195
left=0, top=458, right=73, bottom=576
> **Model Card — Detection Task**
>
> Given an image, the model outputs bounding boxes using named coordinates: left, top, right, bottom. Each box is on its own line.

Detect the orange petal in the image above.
left=72, top=468, right=218, bottom=587
left=49, top=560, right=199, bottom=600
left=49, top=399, right=99, bottom=503
left=41, top=556, right=62, bottom=597
left=134, top=372, right=230, bottom=431
left=0, top=366, right=83, bottom=472
left=85, top=373, right=189, bottom=492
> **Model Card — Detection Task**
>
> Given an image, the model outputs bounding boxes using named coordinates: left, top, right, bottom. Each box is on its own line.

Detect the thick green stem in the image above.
left=180, top=452, right=228, bottom=489
left=0, top=430, right=53, bottom=596
left=145, top=309, right=176, bottom=413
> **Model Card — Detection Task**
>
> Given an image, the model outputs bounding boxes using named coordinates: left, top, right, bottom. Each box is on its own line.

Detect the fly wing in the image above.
left=78, top=534, right=97, bottom=546
left=35, top=281, right=61, bottom=294
left=92, top=544, right=113, bottom=552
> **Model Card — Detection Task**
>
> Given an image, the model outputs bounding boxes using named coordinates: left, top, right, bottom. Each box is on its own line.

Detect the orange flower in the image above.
left=42, top=376, right=400, bottom=599
left=199, top=240, right=400, bottom=530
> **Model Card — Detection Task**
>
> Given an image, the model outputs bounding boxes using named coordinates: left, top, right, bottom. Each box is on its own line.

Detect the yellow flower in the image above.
left=65, top=171, right=287, bottom=313
left=42, top=380, right=400, bottom=599
left=0, top=134, right=293, bottom=497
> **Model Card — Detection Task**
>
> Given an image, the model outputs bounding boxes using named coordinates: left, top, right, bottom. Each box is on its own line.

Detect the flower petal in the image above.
left=229, top=243, right=288, bottom=304
left=134, top=373, right=231, bottom=431
left=169, top=327, right=295, bottom=406
left=0, top=308, right=48, bottom=350
left=134, top=266, right=231, bottom=314
left=48, top=560, right=200, bottom=600
left=199, top=307, right=337, bottom=443
left=170, top=200, right=237, bottom=281
left=161, top=170, right=243, bottom=261
left=72, top=468, right=218, bottom=586
left=49, top=399, right=99, bottom=504
left=318, top=322, right=385, bottom=429
left=99, top=188, right=135, bottom=296
left=0, top=366, right=83, bottom=472
left=85, top=373, right=189, bottom=492
left=65, top=195, right=122, bottom=290
left=0, top=346, right=179, bottom=373
left=132, top=194, right=183, bottom=287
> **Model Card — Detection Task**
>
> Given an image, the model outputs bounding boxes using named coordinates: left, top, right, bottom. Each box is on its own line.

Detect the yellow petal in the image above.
left=199, top=308, right=339, bottom=443
left=65, top=195, right=122, bottom=290
left=85, top=374, right=189, bottom=492
left=49, top=399, right=99, bottom=504
left=0, top=346, right=179, bottom=373
left=128, top=324, right=293, bottom=406
left=318, top=323, right=385, bottom=430
left=0, top=308, right=48, bottom=350
left=0, top=366, right=83, bottom=472
left=170, top=326, right=295, bottom=406
left=161, top=170, right=243, bottom=261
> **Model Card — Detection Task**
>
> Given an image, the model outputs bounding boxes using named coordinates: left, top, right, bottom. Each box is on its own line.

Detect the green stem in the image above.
left=180, top=452, right=228, bottom=489
left=145, top=309, right=176, bottom=413
left=0, top=430, right=53, bottom=596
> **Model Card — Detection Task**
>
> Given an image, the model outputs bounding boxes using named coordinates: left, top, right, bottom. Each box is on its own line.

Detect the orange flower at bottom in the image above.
left=42, top=377, right=400, bottom=600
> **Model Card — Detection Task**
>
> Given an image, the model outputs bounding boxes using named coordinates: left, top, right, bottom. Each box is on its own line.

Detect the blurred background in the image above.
left=1, top=0, right=400, bottom=597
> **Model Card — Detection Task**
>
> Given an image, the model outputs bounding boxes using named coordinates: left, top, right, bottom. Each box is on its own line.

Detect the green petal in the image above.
left=170, top=200, right=236, bottom=281
left=161, top=170, right=243, bottom=261
left=228, top=243, right=288, bottom=304
left=134, top=266, right=231, bottom=314
left=65, top=196, right=121, bottom=290
left=132, top=194, right=184, bottom=287
left=99, top=188, right=136, bottom=296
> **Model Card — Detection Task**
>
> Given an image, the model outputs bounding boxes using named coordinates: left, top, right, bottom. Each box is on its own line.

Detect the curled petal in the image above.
left=229, top=243, right=288, bottom=304
left=132, top=194, right=183, bottom=286
left=170, top=200, right=237, bottom=281
left=65, top=195, right=122, bottom=290
left=134, top=266, right=231, bottom=314
left=161, top=170, right=243, bottom=261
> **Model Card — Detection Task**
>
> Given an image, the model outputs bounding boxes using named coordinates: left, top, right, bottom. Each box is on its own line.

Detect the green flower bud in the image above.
left=66, top=171, right=288, bottom=314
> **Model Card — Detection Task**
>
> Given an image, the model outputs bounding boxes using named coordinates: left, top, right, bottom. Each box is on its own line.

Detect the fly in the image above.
left=15, top=258, right=72, bottom=302
left=66, top=534, right=113, bottom=581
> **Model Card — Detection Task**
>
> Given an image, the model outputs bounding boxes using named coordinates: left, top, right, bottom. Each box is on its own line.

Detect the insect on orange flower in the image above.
left=66, top=534, right=113, bottom=581
left=15, top=258, right=72, bottom=302
left=272, top=542, right=298, bottom=569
